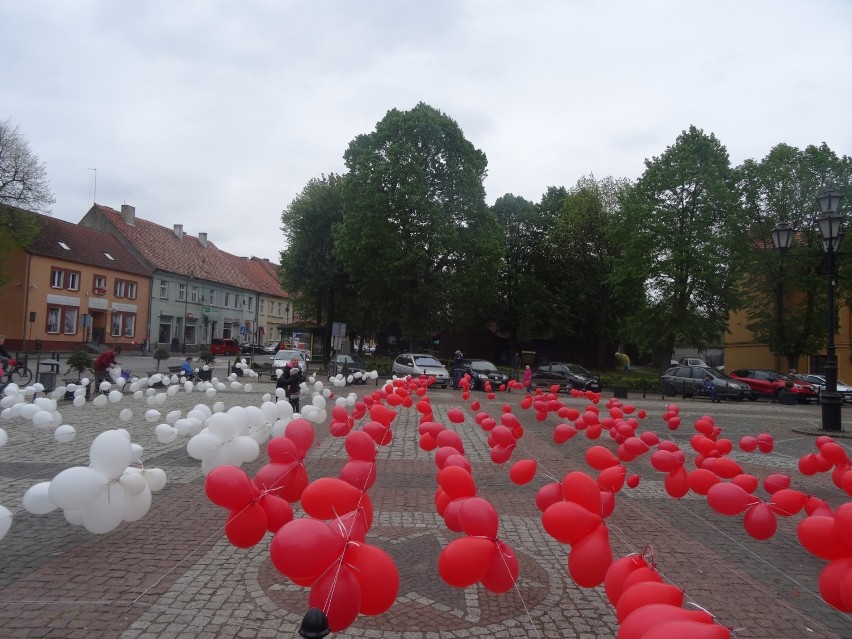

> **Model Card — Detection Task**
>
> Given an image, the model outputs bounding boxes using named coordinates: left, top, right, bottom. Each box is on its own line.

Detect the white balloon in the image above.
left=271, top=418, right=290, bottom=438
left=244, top=383, right=253, bottom=392
left=130, top=443, right=144, bottom=465
left=244, top=405, right=266, bottom=427
left=145, top=409, right=161, bottom=423
left=230, top=381, right=242, bottom=389
left=48, top=466, right=108, bottom=510
left=108, top=390, right=123, bottom=403
left=119, top=469, right=148, bottom=496
left=119, top=408, right=133, bottom=422
left=92, top=394, right=109, bottom=407
left=313, top=380, right=324, bottom=393
left=99, top=381, right=111, bottom=391
left=260, top=401, right=278, bottom=424
left=133, top=390, right=144, bottom=400
left=312, top=395, right=326, bottom=410
left=187, top=431, right=223, bottom=459
left=31, top=410, right=54, bottom=428
left=230, top=435, right=260, bottom=464
left=34, top=397, right=56, bottom=411
left=73, top=395, right=87, bottom=407
left=205, top=387, right=217, bottom=398
left=49, top=411, right=62, bottom=427
left=212, top=402, right=225, bottom=413
left=20, top=403, right=40, bottom=419
left=184, top=381, right=193, bottom=392
left=123, top=485, right=152, bottom=521
left=64, top=507, right=85, bottom=525
left=143, top=467, right=167, bottom=491
left=149, top=374, right=163, bottom=385
left=166, top=385, right=179, bottom=397
left=175, top=417, right=201, bottom=436
left=89, top=430, right=133, bottom=479
left=208, top=413, right=238, bottom=440
left=226, top=406, right=249, bottom=434
left=22, top=481, right=57, bottom=514
left=54, top=424, right=76, bottom=443
left=166, top=410, right=182, bottom=424
left=188, top=407, right=210, bottom=421
left=154, top=423, right=178, bottom=443
left=3, top=383, right=20, bottom=396
left=261, top=392, right=272, bottom=402
left=277, top=400, right=294, bottom=420
left=0, top=505, right=12, bottom=542
left=80, top=482, right=127, bottom=534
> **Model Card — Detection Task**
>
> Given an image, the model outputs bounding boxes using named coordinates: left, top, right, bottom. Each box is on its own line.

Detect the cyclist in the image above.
left=0, top=335, right=11, bottom=376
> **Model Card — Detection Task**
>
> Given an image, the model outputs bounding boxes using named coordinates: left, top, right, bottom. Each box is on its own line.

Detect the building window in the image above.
left=260, top=299, right=265, bottom=314
left=50, top=269, right=64, bottom=289
left=209, top=289, right=216, bottom=306
left=178, top=283, right=186, bottom=302
left=123, top=314, right=136, bottom=337
left=160, top=280, right=168, bottom=298
left=191, top=286, right=198, bottom=303
left=248, top=297, right=253, bottom=311
left=66, top=271, right=80, bottom=291
left=46, top=305, right=78, bottom=335
left=225, top=292, right=230, bottom=307
left=115, top=280, right=126, bottom=297
left=93, top=275, right=107, bottom=295
left=111, top=312, right=136, bottom=337
left=126, top=281, right=137, bottom=299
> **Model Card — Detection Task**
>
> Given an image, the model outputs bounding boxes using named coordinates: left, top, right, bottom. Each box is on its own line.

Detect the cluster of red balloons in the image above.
left=605, top=553, right=731, bottom=639
left=418, top=418, right=521, bottom=593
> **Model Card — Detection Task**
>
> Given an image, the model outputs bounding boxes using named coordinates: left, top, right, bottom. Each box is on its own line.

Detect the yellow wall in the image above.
left=725, top=304, right=852, bottom=379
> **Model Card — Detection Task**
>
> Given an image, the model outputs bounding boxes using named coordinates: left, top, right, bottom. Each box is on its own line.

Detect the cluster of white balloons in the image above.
left=1, top=383, right=77, bottom=443
left=328, top=369, right=379, bottom=387
left=20, top=429, right=166, bottom=534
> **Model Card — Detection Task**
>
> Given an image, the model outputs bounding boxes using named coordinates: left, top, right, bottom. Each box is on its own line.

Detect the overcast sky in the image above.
left=3, top=1, right=851, bottom=261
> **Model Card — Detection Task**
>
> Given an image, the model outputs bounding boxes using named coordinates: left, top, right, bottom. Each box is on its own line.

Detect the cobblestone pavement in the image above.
left=2, top=373, right=852, bottom=638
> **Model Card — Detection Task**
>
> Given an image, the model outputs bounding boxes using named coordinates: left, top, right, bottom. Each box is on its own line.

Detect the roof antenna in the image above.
left=87, top=168, right=97, bottom=204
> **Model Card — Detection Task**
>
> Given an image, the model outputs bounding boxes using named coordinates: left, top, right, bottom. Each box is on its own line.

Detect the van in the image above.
left=210, top=338, right=241, bottom=355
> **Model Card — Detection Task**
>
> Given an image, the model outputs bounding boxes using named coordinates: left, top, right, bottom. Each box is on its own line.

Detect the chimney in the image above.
left=198, top=232, right=207, bottom=248
left=120, top=204, right=135, bottom=225
left=173, top=224, right=183, bottom=240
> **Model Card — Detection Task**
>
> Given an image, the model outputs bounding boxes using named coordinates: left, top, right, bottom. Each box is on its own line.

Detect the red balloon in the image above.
left=624, top=436, right=650, bottom=456
left=509, top=459, right=537, bottom=485
left=301, top=477, right=364, bottom=520
left=626, top=473, right=641, bottom=488
left=731, top=473, right=759, bottom=494
left=706, top=482, right=756, bottom=516
left=687, top=468, right=720, bottom=495
left=769, top=489, right=806, bottom=517
left=535, top=482, right=564, bottom=512
left=619, top=604, right=714, bottom=639
left=436, top=430, right=465, bottom=454
left=597, top=465, right=627, bottom=493
left=616, top=581, right=684, bottom=623
left=836, top=502, right=852, bottom=540
left=568, top=523, right=612, bottom=588
left=621, top=566, right=662, bottom=593
left=438, top=465, right=477, bottom=499
left=820, top=557, right=852, bottom=612
left=490, top=443, right=515, bottom=464
left=764, top=473, right=791, bottom=494
left=739, top=435, right=758, bottom=452
left=640, top=620, right=730, bottom=639
left=309, top=563, right=361, bottom=631
left=553, top=423, right=578, bottom=443
left=651, top=450, right=681, bottom=473
left=267, top=436, right=302, bottom=463
left=254, top=461, right=297, bottom=497
left=345, top=430, right=377, bottom=462
left=798, top=453, right=821, bottom=476
left=279, top=463, right=309, bottom=503
left=665, top=467, right=689, bottom=499
left=604, top=554, right=648, bottom=606
left=205, top=465, right=255, bottom=510
left=438, top=536, right=496, bottom=587
left=344, top=542, right=399, bottom=616
left=542, top=501, right=602, bottom=544
left=444, top=454, right=472, bottom=473
left=706, top=457, right=743, bottom=479
left=442, top=496, right=469, bottom=532
left=447, top=408, right=465, bottom=424
left=797, top=516, right=852, bottom=560
left=458, top=497, right=499, bottom=538
left=339, top=459, right=377, bottom=491
left=743, top=502, right=777, bottom=540
left=586, top=445, right=619, bottom=470
left=259, top=494, right=294, bottom=533
left=562, top=471, right=602, bottom=515
left=285, top=418, right=315, bottom=456
left=480, top=540, right=519, bottom=593
left=225, top=502, right=268, bottom=548
left=270, top=518, right=346, bottom=583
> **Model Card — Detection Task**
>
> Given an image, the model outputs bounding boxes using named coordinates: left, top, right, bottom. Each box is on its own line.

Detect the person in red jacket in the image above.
left=93, top=350, right=119, bottom=373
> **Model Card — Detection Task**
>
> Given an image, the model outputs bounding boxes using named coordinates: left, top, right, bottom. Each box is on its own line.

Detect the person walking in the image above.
left=522, top=365, right=532, bottom=389
left=0, top=335, right=11, bottom=376
left=277, top=355, right=304, bottom=413
left=452, top=350, right=465, bottom=390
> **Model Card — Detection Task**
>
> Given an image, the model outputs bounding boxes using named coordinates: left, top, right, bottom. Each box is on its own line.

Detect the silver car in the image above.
left=272, top=349, right=307, bottom=375
left=392, top=353, right=450, bottom=388
left=793, top=374, right=852, bottom=403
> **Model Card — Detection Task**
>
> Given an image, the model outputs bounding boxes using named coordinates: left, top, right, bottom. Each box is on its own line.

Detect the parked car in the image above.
left=661, top=365, right=750, bottom=401
left=210, top=338, right=240, bottom=356
left=272, top=349, right=308, bottom=375
left=240, top=343, right=266, bottom=354
left=792, top=373, right=852, bottom=403
left=262, top=340, right=284, bottom=354
left=460, top=358, right=509, bottom=391
left=678, top=357, right=708, bottom=368
left=328, top=353, right=368, bottom=384
left=392, top=353, right=450, bottom=388
left=531, top=362, right=601, bottom=393
left=729, top=369, right=819, bottom=403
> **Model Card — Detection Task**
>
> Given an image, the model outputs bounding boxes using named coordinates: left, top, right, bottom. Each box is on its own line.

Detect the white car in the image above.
left=392, top=353, right=450, bottom=388
left=272, top=349, right=307, bottom=375
left=793, top=374, right=852, bottom=403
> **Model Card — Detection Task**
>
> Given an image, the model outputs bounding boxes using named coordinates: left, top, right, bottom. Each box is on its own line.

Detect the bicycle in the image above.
left=0, top=357, right=33, bottom=389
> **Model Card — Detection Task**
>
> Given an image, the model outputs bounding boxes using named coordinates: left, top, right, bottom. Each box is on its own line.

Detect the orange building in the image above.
left=0, top=211, right=151, bottom=352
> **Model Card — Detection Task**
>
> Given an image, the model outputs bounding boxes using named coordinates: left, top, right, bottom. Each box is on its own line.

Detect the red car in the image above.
left=209, top=338, right=241, bottom=356
left=729, top=369, right=819, bottom=403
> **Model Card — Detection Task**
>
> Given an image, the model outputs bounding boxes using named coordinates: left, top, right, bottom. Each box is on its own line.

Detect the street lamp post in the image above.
left=182, top=271, right=192, bottom=355
left=815, top=189, right=844, bottom=432
left=771, top=221, right=794, bottom=370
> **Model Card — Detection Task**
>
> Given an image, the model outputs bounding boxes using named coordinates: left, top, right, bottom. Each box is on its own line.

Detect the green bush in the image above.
left=152, top=348, right=170, bottom=372
left=65, top=351, right=94, bottom=379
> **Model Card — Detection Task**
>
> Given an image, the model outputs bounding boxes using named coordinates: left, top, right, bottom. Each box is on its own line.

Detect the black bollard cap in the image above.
left=298, top=607, right=330, bottom=638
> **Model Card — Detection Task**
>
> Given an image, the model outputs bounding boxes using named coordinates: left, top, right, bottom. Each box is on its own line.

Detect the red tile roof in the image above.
left=25, top=211, right=150, bottom=276
left=86, top=204, right=288, bottom=294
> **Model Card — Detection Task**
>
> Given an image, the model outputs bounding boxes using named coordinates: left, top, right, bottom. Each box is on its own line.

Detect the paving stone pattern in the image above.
left=2, top=377, right=852, bottom=638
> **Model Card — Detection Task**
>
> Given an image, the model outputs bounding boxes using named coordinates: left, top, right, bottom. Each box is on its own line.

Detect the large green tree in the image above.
left=737, top=143, right=852, bottom=369
left=0, top=119, right=52, bottom=284
left=614, top=125, right=749, bottom=368
left=550, top=175, right=635, bottom=367
left=336, top=102, right=501, bottom=346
